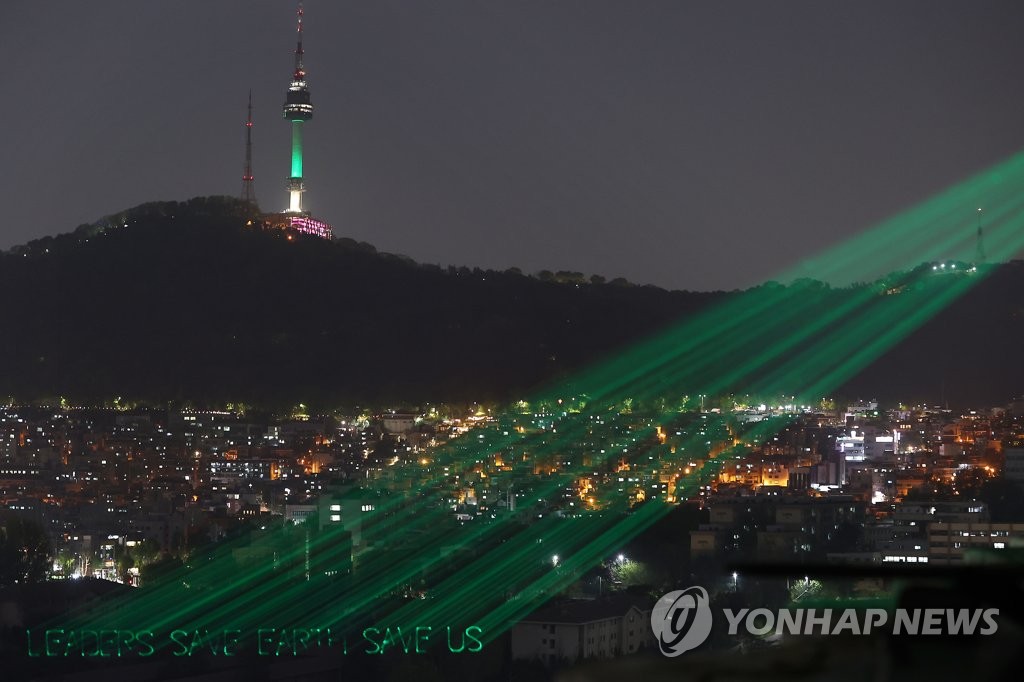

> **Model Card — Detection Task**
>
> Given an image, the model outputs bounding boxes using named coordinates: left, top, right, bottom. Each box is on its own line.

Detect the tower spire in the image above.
left=294, top=2, right=305, bottom=80
left=241, top=90, right=256, bottom=207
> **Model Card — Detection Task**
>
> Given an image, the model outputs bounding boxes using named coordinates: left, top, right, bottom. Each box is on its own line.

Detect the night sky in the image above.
left=3, top=1, right=1024, bottom=291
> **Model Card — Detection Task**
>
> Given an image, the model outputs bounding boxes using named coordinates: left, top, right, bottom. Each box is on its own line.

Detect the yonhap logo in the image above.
left=650, top=586, right=714, bottom=656
left=650, top=585, right=1000, bottom=658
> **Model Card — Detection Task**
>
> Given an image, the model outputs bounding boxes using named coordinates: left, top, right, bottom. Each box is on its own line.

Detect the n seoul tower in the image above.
left=283, top=2, right=313, bottom=214
left=268, top=2, right=332, bottom=239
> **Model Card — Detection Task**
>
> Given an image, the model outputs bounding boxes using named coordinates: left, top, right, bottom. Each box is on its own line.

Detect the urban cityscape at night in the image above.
left=2, top=2, right=1024, bottom=681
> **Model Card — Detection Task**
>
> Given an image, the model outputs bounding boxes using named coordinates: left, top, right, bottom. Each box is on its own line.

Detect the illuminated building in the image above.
left=928, top=520, right=1024, bottom=564
left=1004, top=438, right=1024, bottom=487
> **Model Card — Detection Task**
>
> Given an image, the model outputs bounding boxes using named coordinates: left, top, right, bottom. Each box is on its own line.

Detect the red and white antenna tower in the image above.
left=241, top=90, right=257, bottom=207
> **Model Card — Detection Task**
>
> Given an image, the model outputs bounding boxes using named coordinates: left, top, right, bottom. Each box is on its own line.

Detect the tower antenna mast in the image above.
left=241, top=90, right=256, bottom=208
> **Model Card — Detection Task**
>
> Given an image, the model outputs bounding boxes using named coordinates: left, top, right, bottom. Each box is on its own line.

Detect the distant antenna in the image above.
left=241, top=90, right=257, bottom=207
left=975, top=207, right=986, bottom=264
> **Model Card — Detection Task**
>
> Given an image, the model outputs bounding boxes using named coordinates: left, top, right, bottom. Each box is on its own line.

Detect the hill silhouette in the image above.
left=1, top=196, right=1021, bottom=408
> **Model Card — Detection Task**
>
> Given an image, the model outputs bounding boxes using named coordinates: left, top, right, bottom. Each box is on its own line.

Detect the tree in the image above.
left=609, top=558, right=662, bottom=589
left=789, top=578, right=823, bottom=603
left=133, top=539, right=161, bottom=566
left=139, top=555, right=184, bottom=587
left=114, top=543, right=135, bottom=579
left=0, top=512, right=51, bottom=586
left=953, top=466, right=992, bottom=499
left=979, top=477, right=1024, bottom=522
left=905, top=475, right=956, bottom=500
left=554, top=271, right=585, bottom=284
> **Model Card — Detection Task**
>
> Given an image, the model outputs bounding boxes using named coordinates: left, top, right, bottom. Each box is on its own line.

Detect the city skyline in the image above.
left=4, top=3, right=1024, bottom=679
left=4, top=1, right=1024, bottom=290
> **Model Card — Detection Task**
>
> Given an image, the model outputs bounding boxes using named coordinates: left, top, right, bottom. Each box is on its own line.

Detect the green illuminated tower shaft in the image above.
left=283, top=3, right=313, bottom=213
left=291, top=120, right=303, bottom=180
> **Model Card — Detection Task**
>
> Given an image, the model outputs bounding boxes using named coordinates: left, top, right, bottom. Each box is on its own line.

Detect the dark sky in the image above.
left=3, top=1, right=1024, bottom=291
